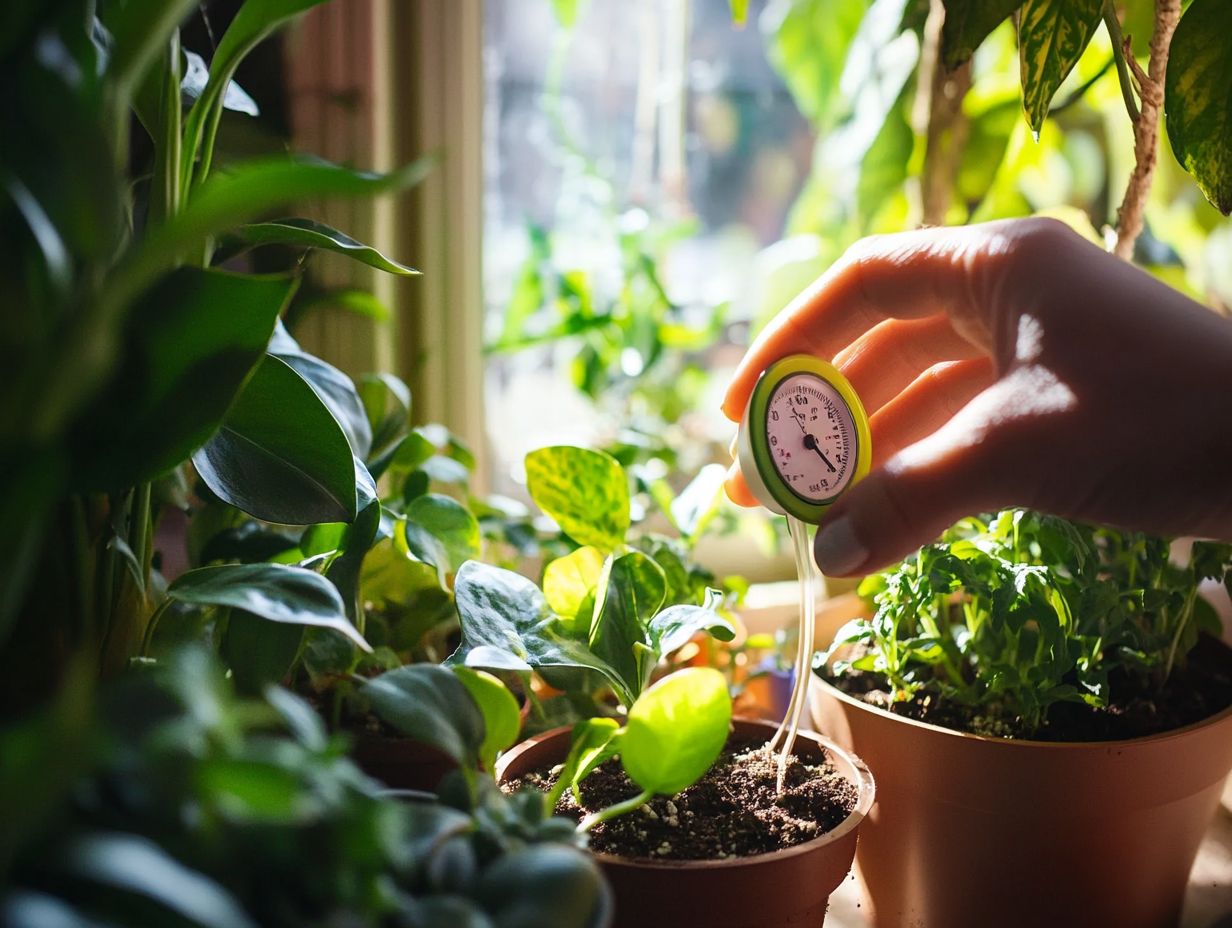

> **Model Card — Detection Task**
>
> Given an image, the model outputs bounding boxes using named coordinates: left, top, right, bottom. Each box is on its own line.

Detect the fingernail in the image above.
left=814, top=515, right=868, bottom=576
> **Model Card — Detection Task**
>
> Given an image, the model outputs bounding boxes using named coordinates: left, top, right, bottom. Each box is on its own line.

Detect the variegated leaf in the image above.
left=1166, top=0, right=1232, bottom=215
left=1018, top=0, right=1104, bottom=135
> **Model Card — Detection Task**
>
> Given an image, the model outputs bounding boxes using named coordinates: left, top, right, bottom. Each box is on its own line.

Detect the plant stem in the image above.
left=577, top=788, right=654, bottom=833
left=1102, top=2, right=1140, bottom=124
left=1162, top=587, right=1197, bottom=682
left=914, top=0, right=971, bottom=226
left=139, top=599, right=173, bottom=657
left=1112, top=0, right=1182, bottom=261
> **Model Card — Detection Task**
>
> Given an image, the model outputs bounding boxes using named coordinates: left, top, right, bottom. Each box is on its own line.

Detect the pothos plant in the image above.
left=823, top=508, right=1232, bottom=736
left=446, top=445, right=740, bottom=724
left=0, top=0, right=428, bottom=716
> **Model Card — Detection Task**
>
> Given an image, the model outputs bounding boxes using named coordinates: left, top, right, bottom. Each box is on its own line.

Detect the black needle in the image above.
left=803, top=433, right=837, bottom=473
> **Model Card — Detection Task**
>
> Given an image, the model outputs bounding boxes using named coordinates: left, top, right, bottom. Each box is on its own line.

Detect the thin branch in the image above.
left=1112, top=0, right=1181, bottom=261
left=1103, top=0, right=1141, bottom=123
left=915, top=0, right=972, bottom=226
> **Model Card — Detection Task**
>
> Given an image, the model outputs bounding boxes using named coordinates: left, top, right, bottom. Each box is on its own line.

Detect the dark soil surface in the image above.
left=507, top=734, right=858, bottom=862
left=826, top=634, right=1232, bottom=742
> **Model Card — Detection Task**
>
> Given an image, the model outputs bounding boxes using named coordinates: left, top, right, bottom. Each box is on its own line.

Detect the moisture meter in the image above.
left=736, top=354, right=872, bottom=523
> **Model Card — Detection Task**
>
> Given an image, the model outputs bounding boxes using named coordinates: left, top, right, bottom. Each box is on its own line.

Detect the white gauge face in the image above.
left=765, top=372, right=859, bottom=503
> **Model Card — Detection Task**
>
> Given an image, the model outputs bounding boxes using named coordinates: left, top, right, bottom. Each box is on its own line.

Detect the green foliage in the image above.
left=227, top=218, right=421, bottom=274
left=826, top=509, right=1232, bottom=734
left=1018, top=0, right=1104, bottom=135
left=620, top=667, right=732, bottom=796
left=0, top=649, right=608, bottom=928
left=525, top=447, right=630, bottom=552
left=362, top=664, right=486, bottom=768
left=589, top=551, right=667, bottom=694
left=1166, top=0, right=1232, bottom=214
left=767, top=0, right=869, bottom=131
left=452, top=667, right=523, bottom=772
left=940, top=0, right=1022, bottom=69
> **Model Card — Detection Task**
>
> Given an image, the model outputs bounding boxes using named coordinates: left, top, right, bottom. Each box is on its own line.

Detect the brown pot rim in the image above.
left=496, top=717, right=875, bottom=871
left=813, top=673, right=1232, bottom=750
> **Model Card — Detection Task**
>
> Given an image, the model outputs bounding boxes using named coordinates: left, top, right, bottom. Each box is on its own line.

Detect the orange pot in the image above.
left=497, top=718, right=875, bottom=928
left=810, top=677, right=1232, bottom=928
left=350, top=730, right=457, bottom=792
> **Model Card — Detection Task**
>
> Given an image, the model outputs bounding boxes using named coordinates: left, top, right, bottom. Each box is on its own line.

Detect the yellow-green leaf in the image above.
left=1018, top=0, right=1104, bottom=135
left=525, top=446, right=629, bottom=551
left=543, top=545, right=605, bottom=632
left=1166, top=0, right=1232, bottom=215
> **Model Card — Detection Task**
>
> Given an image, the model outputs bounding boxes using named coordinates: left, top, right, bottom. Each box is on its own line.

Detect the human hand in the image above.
left=722, top=218, right=1232, bottom=576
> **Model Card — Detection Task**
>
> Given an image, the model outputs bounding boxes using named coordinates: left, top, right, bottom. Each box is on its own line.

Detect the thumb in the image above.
left=813, top=430, right=1005, bottom=577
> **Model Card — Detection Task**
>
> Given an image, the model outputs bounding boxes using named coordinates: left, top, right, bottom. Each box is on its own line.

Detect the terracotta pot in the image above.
left=350, top=730, right=457, bottom=792
left=810, top=675, right=1232, bottom=928
left=497, top=718, right=875, bottom=928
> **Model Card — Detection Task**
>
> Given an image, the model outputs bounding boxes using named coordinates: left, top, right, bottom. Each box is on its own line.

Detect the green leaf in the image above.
left=474, top=845, right=610, bottom=928
left=1018, top=0, right=1104, bottom=135
left=766, top=0, right=868, bottom=130
left=857, top=81, right=915, bottom=229
left=104, top=0, right=200, bottom=99
left=1165, top=0, right=1232, bottom=214
left=405, top=494, right=481, bottom=576
left=221, top=608, right=304, bottom=693
left=108, top=155, right=434, bottom=318
left=193, top=354, right=358, bottom=524
left=181, top=0, right=329, bottom=182
left=647, top=589, right=736, bottom=658
left=940, top=0, right=1023, bottom=70
left=730, top=0, right=749, bottom=25
left=446, top=561, right=632, bottom=705
left=669, top=463, right=728, bottom=543
left=525, top=446, right=629, bottom=551
left=68, top=268, right=293, bottom=490
left=451, top=666, right=521, bottom=770
left=59, top=832, right=257, bottom=928
left=325, top=498, right=382, bottom=624
left=272, top=349, right=373, bottom=460
left=231, top=218, right=418, bottom=274
left=542, top=546, right=605, bottom=632
left=363, top=664, right=485, bottom=768
left=167, top=563, right=370, bottom=651
left=590, top=552, right=667, bottom=699
left=620, top=667, right=732, bottom=796
left=550, top=717, right=620, bottom=805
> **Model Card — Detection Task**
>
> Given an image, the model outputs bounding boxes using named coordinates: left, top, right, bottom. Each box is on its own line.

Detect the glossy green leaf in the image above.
left=108, top=155, right=434, bottom=317
left=542, top=546, right=605, bottom=633
left=446, top=561, right=631, bottom=706
left=193, top=354, right=358, bottom=525
left=272, top=350, right=373, bottom=459
left=940, top=0, right=1022, bottom=70
left=589, top=551, right=666, bottom=699
left=474, top=845, right=610, bottom=928
left=231, top=218, right=419, bottom=274
left=361, top=372, right=412, bottom=470
left=405, top=494, right=481, bottom=576
left=1165, top=0, right=1232, bottom=214
left=1018, top=0, right=1104, bottom=135
left=621, top=667, right=732, bottom=796
left=550, top=717, right=620, bottom=806
left=647, top=589, right=736, bottom=658
left=167, top=563, right=369, bottom=651
left=59, top=832, right=257, bottom=928
left=68, top=268, right=293, bottom=490
left=525, top=446, right=629, bottom=551
left=221, top=608, right=304, bottom=693
left=452, top=667, right=521, bottom=770
left=325, top=498, right=382, bottom=624
left=363, top=664, right=485, bottom=767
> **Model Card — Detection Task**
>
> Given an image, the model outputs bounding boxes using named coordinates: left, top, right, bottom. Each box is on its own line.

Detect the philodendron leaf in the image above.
left=1018, top=0, right=1104, bottom=135
left=452, top=666, right=521, bottom=770
left=620, top=667, right=732, bottom=796
left=167, top=563, right=370, bottom=651
left=232, top=218, right=420, bottom=274
left=445, top=561, right=632, bottom=705
left=543, top=545, right=605, bottom=634
left=525, top=447, right=629, bottom=551
left=647, top=588, right=736, bottom=658
left=549, top=717, right=621, bottom=806
left=940, top=0, right=1022, bottom=70
left=1166, top=0, right=1232, bottom=215
left=59, top=832, right=257, bottom=928
left=271, top=350, right=373, bottom=460
left=589, top=552, right=667, bottom=699
left=68, top=268, right=294, bottom=490
left=404, top=494, right=481, bottom=577
left=193, top=354, right=358, bottom=525
left=221, top=609, right=304, bottom=693
left=363, top=664, right=484, bottom=767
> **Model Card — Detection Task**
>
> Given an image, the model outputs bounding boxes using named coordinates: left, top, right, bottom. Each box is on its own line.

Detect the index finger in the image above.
left=721, top=220, right=1049, bottom=422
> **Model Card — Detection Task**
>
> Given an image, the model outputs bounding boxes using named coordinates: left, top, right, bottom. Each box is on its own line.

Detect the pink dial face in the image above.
left=765, top=373, right=858, bottom=503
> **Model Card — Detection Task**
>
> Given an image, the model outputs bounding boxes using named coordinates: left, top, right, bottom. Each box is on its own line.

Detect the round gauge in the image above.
left=737, top=355, right=872, bottom=523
